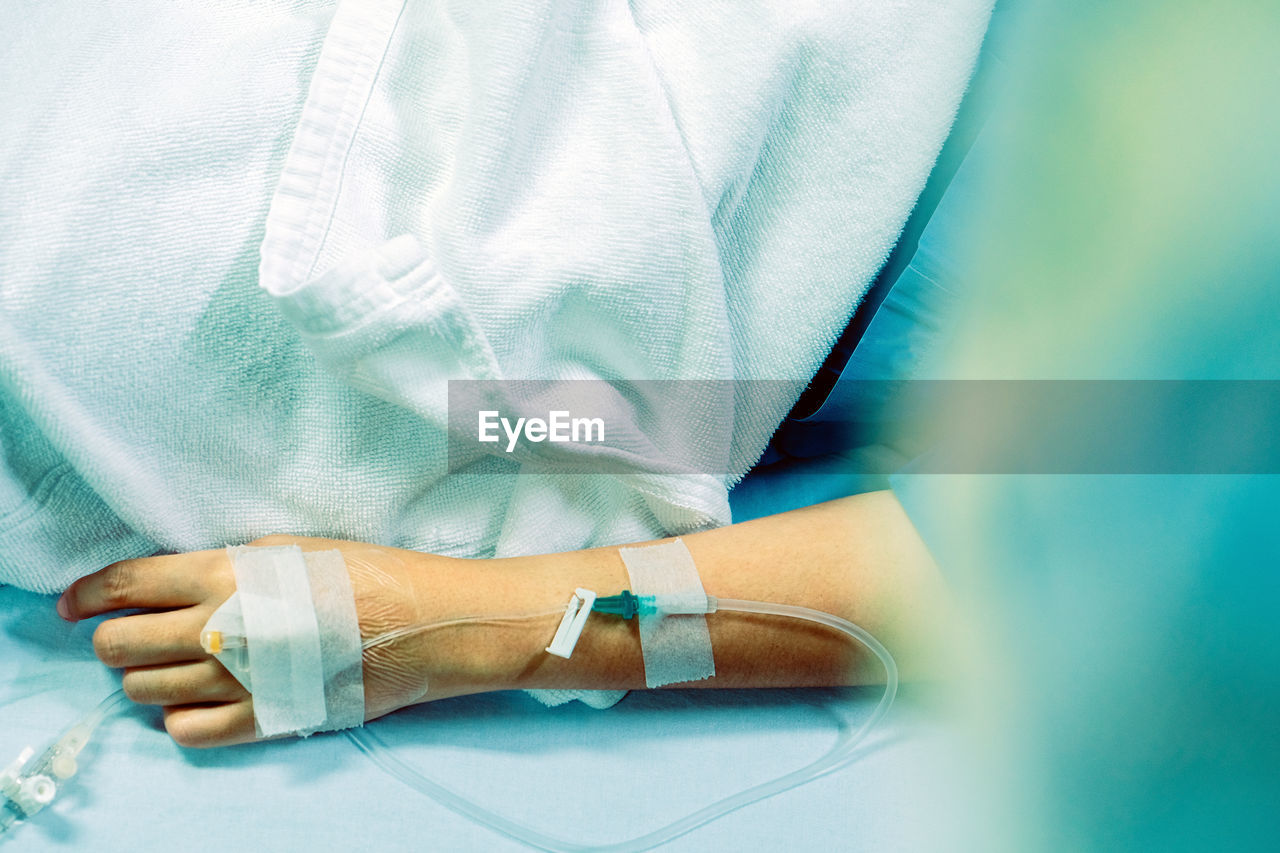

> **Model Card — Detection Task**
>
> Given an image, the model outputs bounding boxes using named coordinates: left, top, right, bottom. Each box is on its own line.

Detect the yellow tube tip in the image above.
left=202, top=630, right=222, bottom=655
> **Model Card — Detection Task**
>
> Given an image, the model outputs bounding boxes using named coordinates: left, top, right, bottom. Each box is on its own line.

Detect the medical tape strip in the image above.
left=211, top=546, right=364, bottom=738
left=223, top=545, right=325, bottom=737
left=302, top=549, right=366, bottom=733
left=617, top=538, right=716, bottom=689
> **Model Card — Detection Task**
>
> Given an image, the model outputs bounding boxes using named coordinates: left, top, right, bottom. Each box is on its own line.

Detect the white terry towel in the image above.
left=257, top=0, right=994, bottom=556
left=0, top=0, right=989, bottom=642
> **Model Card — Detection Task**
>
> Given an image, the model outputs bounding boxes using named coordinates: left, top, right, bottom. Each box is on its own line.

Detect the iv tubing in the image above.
left=80, top=689, right=130, bottom=734
left=346, top=596, right=898, bottom=853
left=1, top=689, right=129, bottom=838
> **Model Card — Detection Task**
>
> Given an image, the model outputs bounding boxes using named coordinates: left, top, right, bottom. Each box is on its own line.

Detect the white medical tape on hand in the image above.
left=203, top=545, right=365, bottom=738
left=303, top=549, right=366, bottom=733
left=617, top=538, right=715, bottom=689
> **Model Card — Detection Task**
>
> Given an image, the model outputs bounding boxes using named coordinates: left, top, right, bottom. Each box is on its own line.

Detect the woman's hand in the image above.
left=55, top=536, right=543, bottom=748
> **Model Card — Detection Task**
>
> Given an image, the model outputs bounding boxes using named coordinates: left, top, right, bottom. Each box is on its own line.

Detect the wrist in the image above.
left=375, top=546, right=647, bottom=710
left=392, top=552, right=597, bottom=700
left=448, top=550, right=647, bottom=696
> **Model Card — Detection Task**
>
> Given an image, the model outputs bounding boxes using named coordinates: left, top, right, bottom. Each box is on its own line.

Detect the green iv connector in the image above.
left=591, top=590, right=657, bottom=619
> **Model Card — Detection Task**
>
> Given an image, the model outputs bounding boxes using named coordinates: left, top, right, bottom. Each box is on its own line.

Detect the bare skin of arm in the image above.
left=56, top=490, right=948, bottom=748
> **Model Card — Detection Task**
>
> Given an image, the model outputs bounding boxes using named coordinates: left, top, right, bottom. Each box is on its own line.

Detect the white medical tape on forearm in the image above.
left=617, top=538, right=715, bottom=689
left=203, top=545, right=365, bottom=738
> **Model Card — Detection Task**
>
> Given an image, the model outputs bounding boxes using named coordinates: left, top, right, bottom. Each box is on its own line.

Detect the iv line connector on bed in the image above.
left=1, top=741, right=69, bottom=836
left=0, top=689, right=127, bottom=840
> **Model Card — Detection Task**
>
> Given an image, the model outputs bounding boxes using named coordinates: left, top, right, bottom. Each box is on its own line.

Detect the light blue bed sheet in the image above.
left=0, top=586, right=969, bottom=852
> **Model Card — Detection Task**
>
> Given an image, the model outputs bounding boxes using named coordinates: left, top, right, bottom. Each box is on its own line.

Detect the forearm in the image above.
left=433, top=491, right=949, bottom=699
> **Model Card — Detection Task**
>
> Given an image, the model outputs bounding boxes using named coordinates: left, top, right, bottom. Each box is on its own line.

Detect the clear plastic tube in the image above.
left=1, top=688, right=128, bottom=838
left=346, top=597, right=898, bottom=852
left=78, top=689, right=130, bottom=735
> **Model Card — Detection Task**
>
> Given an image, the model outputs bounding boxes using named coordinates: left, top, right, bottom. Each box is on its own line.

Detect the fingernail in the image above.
left=56, top=595, right=70, bottom=620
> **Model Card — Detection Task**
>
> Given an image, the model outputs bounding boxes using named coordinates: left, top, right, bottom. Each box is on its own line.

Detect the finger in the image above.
left=59, top=551, right=229, bottom=621
left=122, top=660, right=248, bottom=707
left=93, top=610, right=211, bottom=669
left=163, top=702, right=257, bottom=749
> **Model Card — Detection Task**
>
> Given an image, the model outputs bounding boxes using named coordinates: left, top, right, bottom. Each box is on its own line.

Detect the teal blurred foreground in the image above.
left=906, top=1, right=1280, bottom=851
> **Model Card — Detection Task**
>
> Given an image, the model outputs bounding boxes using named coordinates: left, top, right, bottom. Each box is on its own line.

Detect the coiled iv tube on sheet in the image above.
left=346, top=597, right=899, bottom=852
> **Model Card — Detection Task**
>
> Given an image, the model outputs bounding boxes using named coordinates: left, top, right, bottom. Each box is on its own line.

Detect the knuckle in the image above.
left=165, top=714, right=211, bottom=749
left=92, top=622, right=128, bottom=668
left=120, top=670, right=153, bottom=704
left=100, top=562, right=136, bottom=610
